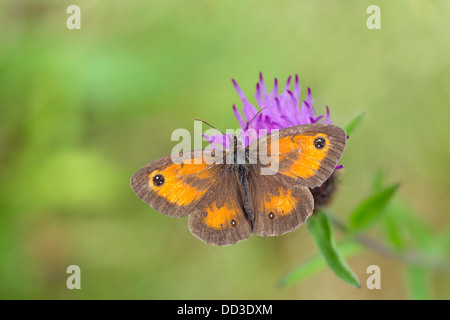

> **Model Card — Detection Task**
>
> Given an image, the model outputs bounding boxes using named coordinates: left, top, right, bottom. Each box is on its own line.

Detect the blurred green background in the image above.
left=1, top=0, right=449, bottom=299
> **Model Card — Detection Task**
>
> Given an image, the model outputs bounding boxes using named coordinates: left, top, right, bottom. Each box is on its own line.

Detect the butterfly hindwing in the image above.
left=188, top=166, right=252, bottom=246
left=247, top=168, right=314, bottom=236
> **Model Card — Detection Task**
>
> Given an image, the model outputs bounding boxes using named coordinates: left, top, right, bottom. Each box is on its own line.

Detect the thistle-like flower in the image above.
left=205, top=73, right=344, bottom=209
left=232, top=73, right=332, bottom=141
left=205, top=73, right=335, bottom=147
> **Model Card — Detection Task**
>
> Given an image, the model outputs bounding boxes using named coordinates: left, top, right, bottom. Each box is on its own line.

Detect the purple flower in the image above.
left=204, top=73, right=337, bottom=151
left=204, top=73, right=345, bottom=209
left=233, top=73, right=332, bottom=142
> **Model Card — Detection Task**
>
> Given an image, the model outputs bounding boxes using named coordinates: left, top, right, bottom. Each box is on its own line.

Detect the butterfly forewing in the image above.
left=130, top=151, right=225, bottom=218
left=248, top=123, right=346, bottom=189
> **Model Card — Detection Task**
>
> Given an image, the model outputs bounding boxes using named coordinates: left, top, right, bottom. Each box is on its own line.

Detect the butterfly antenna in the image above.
left=236, top=106, right=268, bottom=140
left=194, top=118, right=226, bottom=136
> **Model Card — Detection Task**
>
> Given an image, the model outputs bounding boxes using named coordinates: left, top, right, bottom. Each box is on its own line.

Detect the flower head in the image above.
left=204, top=73, right=335, bottom=149
left=203, top=73, right=346, bottom=210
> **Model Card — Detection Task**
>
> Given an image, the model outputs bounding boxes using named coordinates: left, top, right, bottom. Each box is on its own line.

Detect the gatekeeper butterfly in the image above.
left=130, top=123, right=346, bottom=246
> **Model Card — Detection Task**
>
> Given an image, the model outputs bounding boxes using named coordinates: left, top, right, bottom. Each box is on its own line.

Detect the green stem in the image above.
left=327, top=211, right=450, bottom=274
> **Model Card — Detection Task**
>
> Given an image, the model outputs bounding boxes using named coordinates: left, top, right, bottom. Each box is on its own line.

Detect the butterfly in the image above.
left=130, top=123, right=346, bottom=246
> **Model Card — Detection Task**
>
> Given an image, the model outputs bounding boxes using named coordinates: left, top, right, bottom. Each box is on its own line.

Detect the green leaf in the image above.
left=383, top=199, right=450, bottom=272
left=382, top=214, right=405, bottom=250
left=383, top=198, right=436, bottom=251
left=278, top=240, right=363, bottom=287
left=404, top=210, right=436, bottom=252
left=344, top=112, right=365, bottom=136
left=307, top=211, right=361, bottom=288
left=349, top=183, right=399, bottom=231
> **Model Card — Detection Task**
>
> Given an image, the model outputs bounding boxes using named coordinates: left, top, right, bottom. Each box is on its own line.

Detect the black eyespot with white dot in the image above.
left=268, top=212, right=275, bottom=220
left=152, top=174, right=165, bottom=186
left=230, top=219, right=237, bottom=227
left=314, top=137, right=326, bottom=149
left=203, top=212, right=208, bottom=217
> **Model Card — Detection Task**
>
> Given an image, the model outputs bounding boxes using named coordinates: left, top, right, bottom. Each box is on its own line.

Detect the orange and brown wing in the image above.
left=130, top=151, right=225, bottom=217
left=247, top=170, right=314, bottom=236
left=248, top=123, right=346, bottom=188
left=188, top=166, right=252, bottom=246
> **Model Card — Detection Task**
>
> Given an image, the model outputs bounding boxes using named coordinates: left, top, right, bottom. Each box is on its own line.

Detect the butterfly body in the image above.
left=131, top=123, right=346, bottom=246
left=229, top=137, right=255, bottom=221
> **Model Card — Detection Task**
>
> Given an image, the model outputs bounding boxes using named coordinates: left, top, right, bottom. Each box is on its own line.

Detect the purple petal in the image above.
left=225, top=73, right=337, bottom=149
left=293, top=74, right=300, bottom=102
left=315, top=115, right=324, bottom=123
left=203, top=133, right=230, bottom=149
left=298, top=101, right=313, bottom=124
left=242, top=102, right=259, bottom=123
left=255, top=83, right=264, bottom=107
left=273, top=78, right=279, bottom=98
left=233, top=104, right=246, bottom=128
left=325, top=105, right=332, bottom=124
left=202, top=133, right=213, bottom=142
left=284, top=75, right=292, bottom=93
left=287, top=90, right=297, bottom=107
left=306, top=87, right=311, bottom=101
left=259, top=72, right=268, bottom=100
left=232, top=78, right=248, bottom=103
left=275, top=97, right=282, bottom=113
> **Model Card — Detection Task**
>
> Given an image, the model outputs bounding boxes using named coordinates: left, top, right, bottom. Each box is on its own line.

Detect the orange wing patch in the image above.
left=269, top=133, right=330, bottom=179
left=147, top=156, right=215, bottom=206
left=260, top=188, right=298, bottom=219
left=202, top=202, right=239, bottom=229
